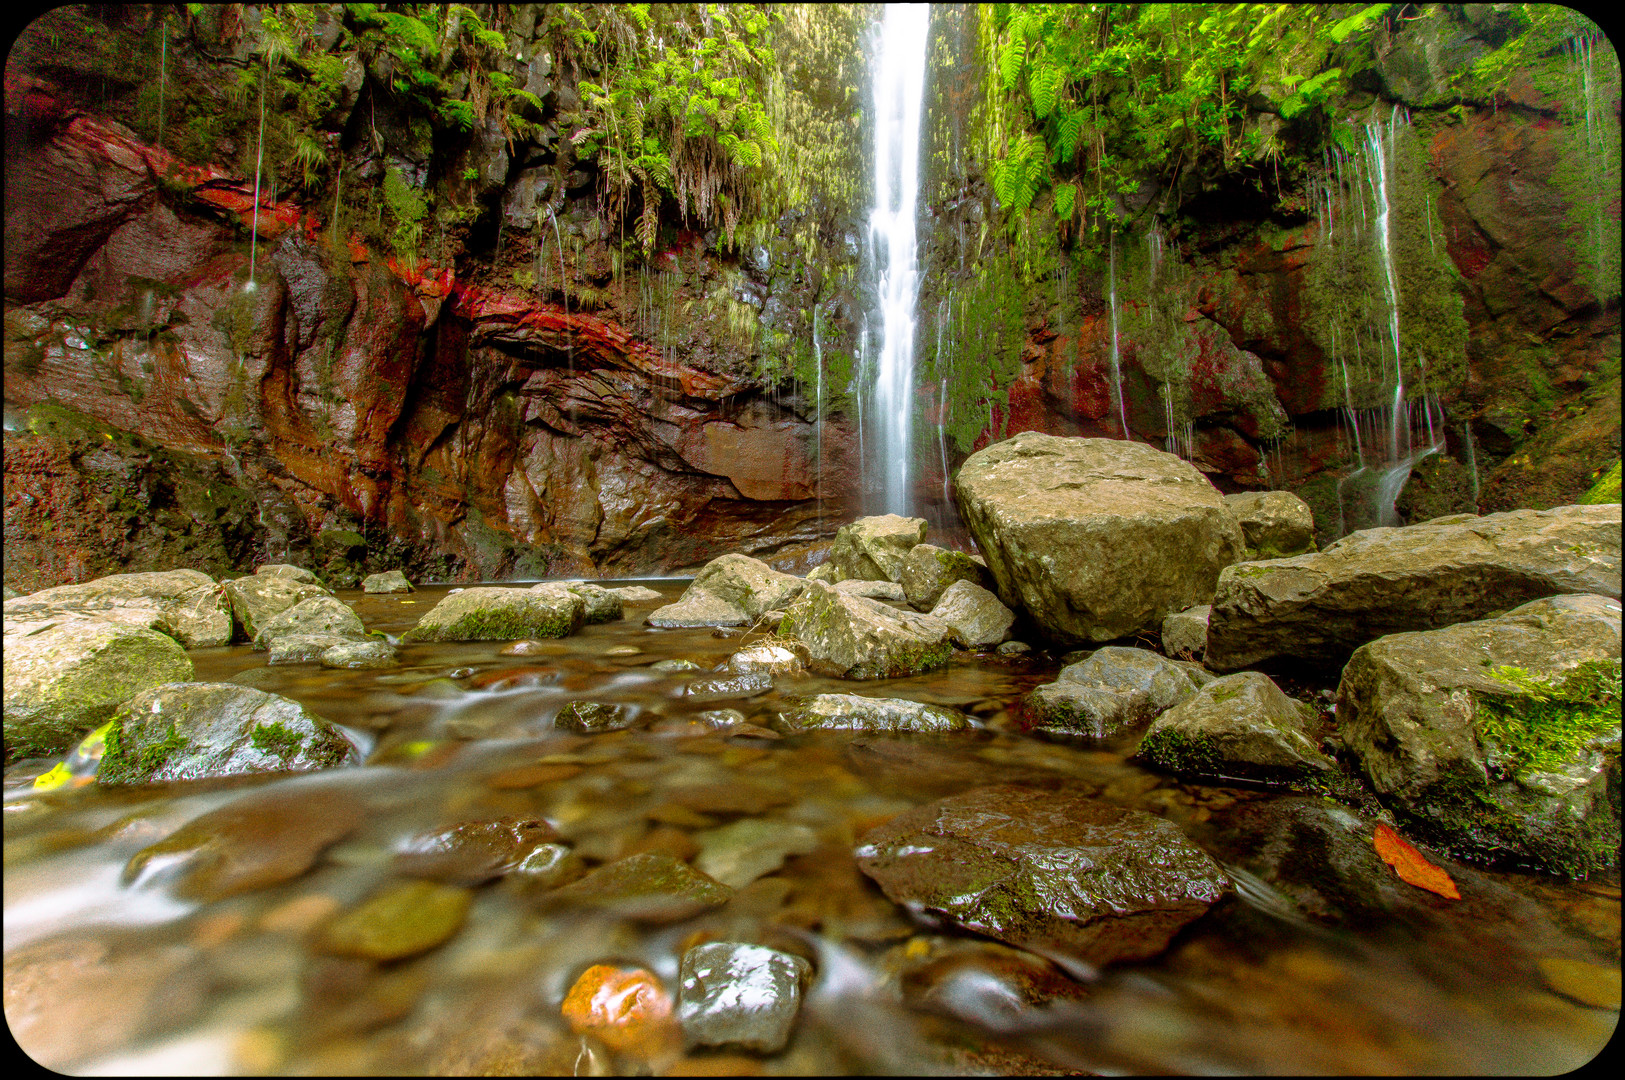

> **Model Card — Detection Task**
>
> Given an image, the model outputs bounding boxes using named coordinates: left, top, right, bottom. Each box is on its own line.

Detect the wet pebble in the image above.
left=726, top=645, right=806, bottom=677
left=546, top=852, right=733, bottom=922
left=393, top=816, right=561, bottom=883
left=561, top=964, right=679, bottom=1058
left=684, top=673, right=775, bottom=702
left=694, top=818, right=821, bottom=889
left=556, top=701, right=641, bottom=733
left=604, top=645, right=642, bottom=657
left=320, top=640, right=399, bottom=669
left=652, top=658, right=704, bottom=672
left=316, top=880, right=473, bottom=961
left=500, top=639, right=567, bottom=657
left=678, top=941, right=812, bottom=1053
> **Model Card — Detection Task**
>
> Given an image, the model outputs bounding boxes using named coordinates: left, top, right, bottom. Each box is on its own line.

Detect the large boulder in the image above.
left=224, top=575, right=330, bottom=643
left=1335, top=594, right=1622, bottom=877
left=1222, top=491, right=1317, bottom=559
left=929, top=579, right=1015, bottom=648
left=1021, top=646, right=1199, bottom=738
left=3, top=620, right=192, bottom=762
left=98, top=682, right=359, bottom=785
left=252, top=595, right=367, bottom=649
left=954, top=433, right=1244, bottom=645
left=854, top=785, right=1231, bottom=966
left=1136, top=671, right=1336, bottom=786
left=1205, top=505, right=1622, bottom=672
left=3, top=569, right=231, bottom=647
left=776, top=580, right=954, bottom=679
left=899, top=543, right=994, bottom=611
left=401, top=586, right=584, bottom=642
left=646, top=554, right=805, bottom=628
left=825, top=515, right=929, bottom=582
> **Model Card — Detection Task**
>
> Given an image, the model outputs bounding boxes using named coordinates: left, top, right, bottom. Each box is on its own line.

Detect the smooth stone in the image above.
left=393, top=816, right=561, bottom=883
left=401, top=586, right=584, bottom=642
left=1161, top=604, right=1211, bottom=661
left=1021, top=646, right=1199, bottom=737
left=1223, top=491, right=1318, bottom=559
left=900, top=543, right=994, bottom=611
left=776, top=694, right=973, bottom=734
left=726, top=644, right=806, bottom=677
left=4, top=568, right=233, bottom=648
left=683, top=672, right=775, bottom=702
left=652, top=658, right=704, bottom=672
left=316, top=880, right=473, bottom=960
left=257, top=564, right=322, bottom=584
left=693, top=818, right=820, bottom=888
left=224, top=575, right=330, bottom=643
left=555, top=581, right=624, bottom=623
left=678, top=942, right=812, bottom=1052
left=253, top=595, right=367, bottom=649
left=610, top=585, right=665, bottom=603
left=267, top=632, right=353, bottom=664
left=929, top=579, right=1015, bottom=648
left=320, top=639, right=399, bottom=668
left=545, top=852, right=734, bottom=922
left=855, top=785, right=1231, bottom=966
left=646, top=555, right=806, bottom=628
left=1136, top=670, right=1335, bottom=785
left=835, top=579, right=907, bottom=601
left=362, top=570, right=414, bottom=593
left=98, top=682, right=359, bottom=785
left=826, top=515, right=929, bottom=583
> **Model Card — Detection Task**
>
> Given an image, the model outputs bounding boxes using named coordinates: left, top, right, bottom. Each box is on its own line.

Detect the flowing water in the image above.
left=866, top=3, right=930, bottom=516
left=4, top=582, right=1617, bottom=1074
left=1107, top=233, right=1128, bottom=440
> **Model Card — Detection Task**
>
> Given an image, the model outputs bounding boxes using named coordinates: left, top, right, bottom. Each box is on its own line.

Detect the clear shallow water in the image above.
left=4, top=582, right=1617, bottom=1074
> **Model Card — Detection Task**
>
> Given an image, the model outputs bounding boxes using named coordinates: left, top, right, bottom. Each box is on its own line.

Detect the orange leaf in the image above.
left=561, top=964, right=678, bottom=1058
left=1373, top=823, right=1461, bottom=900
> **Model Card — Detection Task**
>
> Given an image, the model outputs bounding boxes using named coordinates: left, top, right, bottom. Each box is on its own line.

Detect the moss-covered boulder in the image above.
left=401, top=585, right=584, bottom=642
left=1021, top=646, right=1199, bottom=738
left=1222, top=491, right=1318, bottom=559
left=3, top=620, right=192, bottom=762
left=1206, top=505, right=1622, bottom=672
left=252, top=595, right=367, bottom=649
left=1136, top=671, right=1335, bottom=787
left=4, top=569, right=231, bottom=647
left=1579, top=461, right=1621, bottom=505
left=1336, top=593, right=1622, bottom=877
left=224, top=574, right=330, bottom=643
left=362, top=570, right=414, bottom=593
left=826, top=514, right=929, bottom=583
left=899, top=543, right=994, bottom=611
left=955, top=433, right=1245, bottom=645
left=855, top=785, right=1231, bottom=966
left=646, top=554, right=805, bottom=628
left=776, top=693, right=973, bottom=733
left=98, top=682, right=359, bottom=785
left=777, top=580, right=954, bottom=679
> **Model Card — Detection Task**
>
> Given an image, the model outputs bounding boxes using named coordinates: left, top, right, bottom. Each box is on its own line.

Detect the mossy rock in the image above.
left=401, top=586, right=585, bottom=643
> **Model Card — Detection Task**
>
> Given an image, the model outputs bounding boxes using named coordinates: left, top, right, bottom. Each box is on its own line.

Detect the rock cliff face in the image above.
left=2, top=6, right=1617, bottom=590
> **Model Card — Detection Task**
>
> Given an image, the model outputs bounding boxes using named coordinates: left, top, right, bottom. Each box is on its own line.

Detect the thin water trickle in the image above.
left=867, top=2, right=930, bottom=515
left=1107, top=232, right=1128, bottom=439
left=1464, top=421, right=1480, bottom=506
left=245, top=56, right=267, bottom=292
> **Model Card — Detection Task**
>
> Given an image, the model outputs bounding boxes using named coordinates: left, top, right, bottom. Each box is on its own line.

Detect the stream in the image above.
left=4, top=581, right=1617, bottom=1074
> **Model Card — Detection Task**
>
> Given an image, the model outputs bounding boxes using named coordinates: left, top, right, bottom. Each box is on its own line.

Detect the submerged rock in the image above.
left=545, top=852, right=734, bottom=922
left=362, top=570, right=414, bottom=593
left=955, top=433, right=1245, bottom=645
left=1021, top=647, right=1199, bottom=738
left=930, top=579, right=1015, bottom=648
left=827, top=514, right=929, bottom=583
left=855, top=785, right=1231, bottom=966
left=900, top=543, right=994, bottom=611
left=316, top=880, right=473, bottom=961
left=693, top=818, right=820, bottom=888
left=1205, top=505, right=1622, bottom=672
left=556, top=701, right=641, bottom=733
left=1222, top=491, right=1318, bottom=559
left=4, top=568, right=232, bottom=647
left=225, top=574, right=330, bottom=643
left=97, top=682, right=359, bottom=785
left=1336, top=593, right=1622, bottom=876
left=123, top=786, right=365, bottom=901
left=1136, top=671, right=1335, bottom=786
left=320, top=639, right=399, bottom=669
left=1161, top=605, right=1211, bottom=661
left=777, top=694, right=973, bottom=734
left=678, top=941, right=812, bottom=1053
left=394, top=817, right=561, bottom=884
left=646, top=554, right=805, bottom=628
left=777, top=580, right=954, bottom=679
left=3, top=620, right=192, bottom=762
left=401, top=586, right=584, bottom=642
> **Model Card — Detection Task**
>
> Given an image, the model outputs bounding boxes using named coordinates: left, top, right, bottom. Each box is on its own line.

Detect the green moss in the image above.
left=100, top=716, right=187, bottom=785
left=1137, top=725, right=1222, bottom=775
left=249, top=720, right=304, bottom=761
left=1578, top=461, right=1622, bottom=504
left=1475, top=659, right=1622, bottom=778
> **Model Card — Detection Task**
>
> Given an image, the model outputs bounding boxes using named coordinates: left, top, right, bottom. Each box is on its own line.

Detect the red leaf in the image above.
left=1373, top=823, right=1461, bottom=900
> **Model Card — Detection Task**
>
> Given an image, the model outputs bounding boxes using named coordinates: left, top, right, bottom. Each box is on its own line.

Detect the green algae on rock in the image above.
left=316, top=880, right=473, bottom=961
left=98, top=682, right=358, bottom=784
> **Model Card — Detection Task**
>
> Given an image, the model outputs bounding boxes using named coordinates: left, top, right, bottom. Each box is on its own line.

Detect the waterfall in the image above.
left=245, top=58, right=267, bottom=292
left=867, top=2, right=930, bottom=515
left=1107, top=232, right=1128, bottom=438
